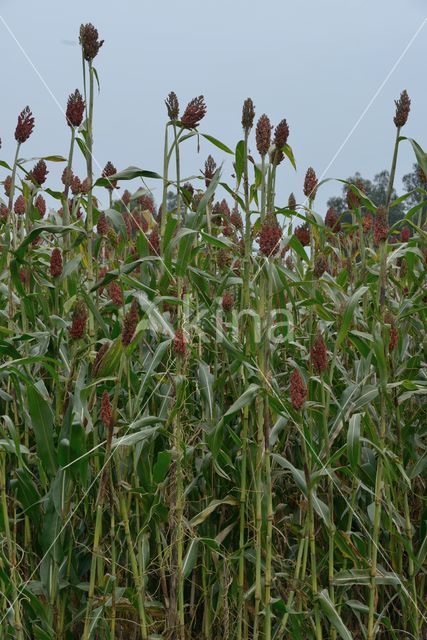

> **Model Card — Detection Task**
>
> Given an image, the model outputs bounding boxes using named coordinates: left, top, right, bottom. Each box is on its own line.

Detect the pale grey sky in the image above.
left=0, top=0, right=426, bottom=213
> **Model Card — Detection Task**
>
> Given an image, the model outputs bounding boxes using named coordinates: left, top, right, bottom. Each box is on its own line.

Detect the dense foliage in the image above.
left=0, top=23, right=426, bottom=640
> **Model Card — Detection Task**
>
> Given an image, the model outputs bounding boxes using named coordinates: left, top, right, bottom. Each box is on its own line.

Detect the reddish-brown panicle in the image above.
left=288, top=192, right=296, bottom=210
left=325, top=207, right=341, bottom=232
left=310, top=331, right=328, bottom=373
left=69, top=300, right=88, bottom=340
left=165, top=91, right=179, bottom=120
left=222, top=291, right=234, bottom=312
left=242, top=98, right=255, bottom=133
left=66, top=89, right=85, bottom=128
left=294, top=224, right=310, bottom=246
left=256, top=114, right=272, bottom=157
left=393, top=90, right=410, bottom=128
left=303, top=167, right=318, bottom=200
left=4, top=175, right=12, bottom=198
left=174, top=328, right=187, bottom=356
left=79, top=23, right=104, bottom=61
left=30, top=160, right=48, bottom=186
left=204, top=155, right=217, bottom=188
left=374, top=206, right=389, bottom=245
left=102, top=162, right=118, bottom=190
left=181, top=96, right=206, bottom=128
left=15, top=106, right=35, bottom=143
left=14, top=195, right=26, bottom=215
left=50, top=248, right=63, bottom=278
left=122, top=299, right=139, bottom=346
left=259, top=214, right=282, bottom=256
left=35, top=194, right=46, bottom=217
left=97, top=213, right=109, bottom=236
left=290, top=369, right=307, bottom=410
left=100, top=391, right=113, bottom=429
left=108, top=281, right=123, bottom=306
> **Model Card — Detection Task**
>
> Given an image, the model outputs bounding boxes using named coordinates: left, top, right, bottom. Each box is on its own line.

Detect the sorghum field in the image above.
left=0, top=22, right=425, bottom=640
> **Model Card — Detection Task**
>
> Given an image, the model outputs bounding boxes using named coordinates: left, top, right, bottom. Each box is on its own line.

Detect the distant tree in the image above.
left=326, top=170, right=406, bottom=224
left=402, top=163, right=427, bottom=210
left=167, top=190, right=177, bottom=212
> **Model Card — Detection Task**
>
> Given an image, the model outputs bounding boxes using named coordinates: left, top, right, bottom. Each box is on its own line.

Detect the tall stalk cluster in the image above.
left=0, top=25, right=425, bottom=640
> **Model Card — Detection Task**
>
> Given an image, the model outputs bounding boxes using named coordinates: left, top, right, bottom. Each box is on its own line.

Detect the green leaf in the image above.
left=235, top=139, right=245, bottom=183
left=153, top=451, right=172, bottom=484
left=223, top=383, right=260, bottom=420
left=190, top=496, right=238, bottom=527
left=198, top=361, right=214, bottom=421
left=336, top=286, right=368, bottom=348
left=318, top=590, right=353, bottom=640
left=94, top=166, right=162, bottom=187
left=27, top=385, right=57, bottom=477
left=183, top=538, right=199, bottom=578
left=201, top=134, right=233, bottom=154
left=347, top=413, right=361, bottom=471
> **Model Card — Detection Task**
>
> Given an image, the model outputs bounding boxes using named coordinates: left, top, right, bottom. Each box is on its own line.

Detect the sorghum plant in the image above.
left=0, top=23, right=425, bottom=640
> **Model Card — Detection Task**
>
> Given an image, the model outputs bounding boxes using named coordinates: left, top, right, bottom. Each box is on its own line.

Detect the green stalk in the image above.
left=237, top=128, right=251, bottom=640
left=0, top=452, right=23, bottom=640
left=119, top=492, right=149, bottom=639
left=254, top=153, right=267, bottom=639
left=7, top=142, right=21, bottom=321
left=63, top=126, right=76, bottom=258
left=85, top=60, right=95, bottom=336
left=302, top=420, right=323, bottom=640
left=264, top=264, right=273, bottom=640
left=160, top=124, right=169, bottom=251
left=367, top=241, right=387, bottom=640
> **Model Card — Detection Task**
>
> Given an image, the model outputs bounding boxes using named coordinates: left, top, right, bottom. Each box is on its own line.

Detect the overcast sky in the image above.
left=0, top=0, right=426, bottom=213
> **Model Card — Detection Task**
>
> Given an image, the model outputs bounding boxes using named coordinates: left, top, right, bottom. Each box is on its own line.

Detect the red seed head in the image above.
left=97, top=213, right=109, bottom=236
left=30, top=159, right=48, bottom=186
left=310, top=331, right=328, bottom=373
left=4, top=175, right=12, bottom=198
left=314, top=253, right=328, bottom=277
left=70, top=175, right=82, bottom=195
left=290, top=369, right=307, bottom=410
left=148, top=228, right=160, bottom=255
left=14, top=195, right=26, bottom=215
left=222, top=291, right=234, bottom=312
left=393, top=90, right=410, bottom=128
left=389, top=323, right=398, bottom=351
left=62, top=167, right=73, bottom=188
left=66, top=89, right=85, bottom=127
left=92, top=342, right=109, bottom=376
left=274, top=118, right=289, bottom=149
left=325, top=207, right=341, bottom=232
left=362, top=213, right=373, bottom=233
left=165, top=91, right=179, bottom=120
left=242, top=98, right=255, bottom=133
left=181, top=96, right=206, bottom=128
left=79, top=23, right=104, bottom=61
left=230, top=206, right=243, bottom=230
left=15, top=106, right=35, bottom=143
left=346, top=180, right=364, bottom=210
left=69, top=300, right=88, bottom=340
left=139, top=194, right=156, bottom=215
left=204, top=155, right=217, bottom=188
left=80, top=178, right=90, bottom=194
left=122, top=189, right=131, bottom=207
left=102, top=161, right=118, bottom=190
left=256, top=114, right=272, bottom=157
left=100, top=391, right=113, bottom=429
left=108, top=281, right=123, bottom=306
left=288, top=193, right=296, bottom=210
left=294, top=224, right=310, bottom=246
left=50, top=248, right=63, bottom=278
left=303, top=167, right=318, bottom=200
left=400, top=227, right=411, bottom=242
left=174, top=328, right=187, bottom=356
left=373, top=206, right=389, bottom=245
left=121, top=299, right=139, bottom=346
left=259, top=215, right=282, bottom=256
